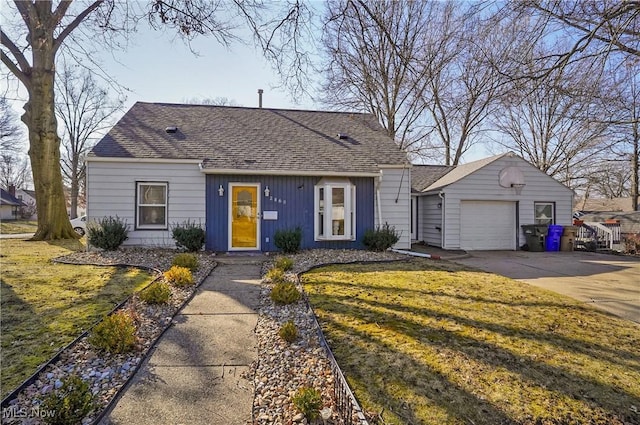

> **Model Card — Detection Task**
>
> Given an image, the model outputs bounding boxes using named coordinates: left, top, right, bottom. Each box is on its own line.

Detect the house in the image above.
left=0, top=187, right=26, bottom=221
left=411, top=152, right=574, bottom=250
left=86, top=102, right=411, bottom=251
left=575, top=197, right=637, bottom=213
left=15, top=188, right=37, bottom=219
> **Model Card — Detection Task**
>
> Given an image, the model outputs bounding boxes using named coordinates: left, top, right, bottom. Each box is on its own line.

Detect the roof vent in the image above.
left=337, top=133, right=349, bottom=140
left=165, top=126, right=178, bottom=133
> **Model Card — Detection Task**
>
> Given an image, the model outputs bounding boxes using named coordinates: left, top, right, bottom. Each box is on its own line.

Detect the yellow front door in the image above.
left=230, top=184, right=259, bottom=250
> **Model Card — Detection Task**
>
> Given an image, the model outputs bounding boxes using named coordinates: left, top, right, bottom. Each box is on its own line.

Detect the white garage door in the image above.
left=460, top=201, right=516, bottom=250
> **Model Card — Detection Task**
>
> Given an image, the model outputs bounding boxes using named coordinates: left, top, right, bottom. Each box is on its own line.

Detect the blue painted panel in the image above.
left=205, top=175, right=374, bottom=252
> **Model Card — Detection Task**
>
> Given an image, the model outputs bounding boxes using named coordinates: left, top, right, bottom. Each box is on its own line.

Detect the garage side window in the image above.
left=137, top=182, right=168, bottom=229
left=314, top=178, right=356, bottom=241
left=534, top=202, right=554, bottom=225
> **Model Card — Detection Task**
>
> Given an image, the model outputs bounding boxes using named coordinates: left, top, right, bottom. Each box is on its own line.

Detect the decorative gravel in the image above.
left=2, top=248, right=216, bottom=425
left=253, top=249, right=407, bottom=424
left=3, top=248, right=408, bottom=425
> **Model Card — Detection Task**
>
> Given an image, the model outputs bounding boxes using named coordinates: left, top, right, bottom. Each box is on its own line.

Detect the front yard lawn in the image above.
left=303, top=259, right=640, bottom=425
left=0, top=239, right=153, bottom=398
left=0, top=220, right=38, bottom=234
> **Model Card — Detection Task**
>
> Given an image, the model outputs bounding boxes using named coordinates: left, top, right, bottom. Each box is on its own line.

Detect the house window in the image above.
left=137, top=182, right=168, bottom=229
left=534, top=202, right=554, bottom=225
left=315, top=178, right=356, bottom=241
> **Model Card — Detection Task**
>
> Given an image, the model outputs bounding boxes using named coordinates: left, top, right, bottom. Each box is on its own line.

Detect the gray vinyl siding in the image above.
left=376, top=167, right=411, bottom=249
left=432, top=157, right=573, bottom=250
left=86, top=161, right=205, bottom=247
left=417, top=194, right=443, bottom=247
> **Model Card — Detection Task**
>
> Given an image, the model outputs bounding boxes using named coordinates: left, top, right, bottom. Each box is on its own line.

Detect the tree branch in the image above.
left=54, top=0, right=104, bottom=53
left=0, top=50, right=30, bottom=89
left=1, top=28, right=31, bottom=74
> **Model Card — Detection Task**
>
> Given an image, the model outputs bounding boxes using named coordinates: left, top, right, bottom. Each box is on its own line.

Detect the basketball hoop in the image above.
left=511, top=183, right=526, bottom=195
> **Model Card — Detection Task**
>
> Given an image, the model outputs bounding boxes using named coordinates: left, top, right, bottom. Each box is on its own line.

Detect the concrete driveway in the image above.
left=452, top=251, right=640, bottom=324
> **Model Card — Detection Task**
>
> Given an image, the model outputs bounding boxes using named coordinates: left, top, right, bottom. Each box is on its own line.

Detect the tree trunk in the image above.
left=70, top=164, right=79, bottom=219
left=632, top=126, right=639, bottom=211
left=23, top=15, right=78, bottom=240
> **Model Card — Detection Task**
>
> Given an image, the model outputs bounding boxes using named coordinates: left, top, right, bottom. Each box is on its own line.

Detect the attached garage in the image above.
left=460, top=201, right=516, bottom=250
left=412, top=152, right=574, bottom=251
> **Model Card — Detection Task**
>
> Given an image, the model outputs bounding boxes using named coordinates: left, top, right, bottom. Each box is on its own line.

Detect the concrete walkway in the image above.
left=101, top=256, right=265, bottom=425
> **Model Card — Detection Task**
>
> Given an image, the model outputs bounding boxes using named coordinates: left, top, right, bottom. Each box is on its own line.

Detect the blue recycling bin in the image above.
left=545, top=225, right=564, bottom=251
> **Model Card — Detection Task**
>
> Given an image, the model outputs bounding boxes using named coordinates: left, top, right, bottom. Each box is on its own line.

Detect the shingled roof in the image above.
left=410, top=165, right=455, bottom=192
left=90, top=102, right=408, bottom=175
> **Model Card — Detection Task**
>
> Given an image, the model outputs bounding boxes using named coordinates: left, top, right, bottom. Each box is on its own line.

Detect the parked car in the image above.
left=70, top=215, right=87, bottom=236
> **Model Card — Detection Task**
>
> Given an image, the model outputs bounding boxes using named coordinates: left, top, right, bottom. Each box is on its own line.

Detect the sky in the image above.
left=2, top=8, right=493, bottom=164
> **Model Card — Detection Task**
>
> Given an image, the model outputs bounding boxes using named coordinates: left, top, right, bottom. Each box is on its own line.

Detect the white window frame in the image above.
left=534, top=202, right=555, bottom=226
left=136, top=182, right=168, bottom=230
left=314, top=178, right=356, bottom=241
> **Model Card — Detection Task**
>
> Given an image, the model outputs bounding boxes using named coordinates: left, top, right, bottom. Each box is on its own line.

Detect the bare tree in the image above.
left=183, top=96, right=241, bottom=106
left=0, top=96, right=23, bottom=153
left=0, top=0, right=311, bottom=240
left=320, top=0, right=433, bottom=159
left=605, top=60, right=640, bottom=211
left=55, top=63, right=124, bottom=219
left=491, top=47, right=611, bottom=189
left=0, top=153, right=31, bottom=191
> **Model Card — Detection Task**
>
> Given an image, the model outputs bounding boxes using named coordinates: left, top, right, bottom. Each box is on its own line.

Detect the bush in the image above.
left=270, top=282, right=301, bottom=305
left=292, top=387, right=322, bottom=421
left=139, top=281, right=171, bottom=304
left=279, top=320, right=298, bottom=343
left=164, top=265, right=194, bottom=286
left=362, top=223, right=400, bottom=252
left=88, top=310, right=137, bottom=354
left=172, top=253, right=199, bottom=270
left=623, top=233, right=640, bottom=254
left=41, top=375, right=94, bottom=425
left=274, top=227, right=302, bottom=254
left=87, top=216, right=128, bottom=251
left=274, top=256, right=294, bottom=271
left=171, top=220, right=205, bottom=252
left=265, top=267, right=286, bottom=283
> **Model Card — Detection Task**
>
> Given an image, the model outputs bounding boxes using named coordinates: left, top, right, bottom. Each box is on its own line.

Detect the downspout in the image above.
left=376, top=170, right=383, bottom=227
left=439, top=190, right=445, bottom=248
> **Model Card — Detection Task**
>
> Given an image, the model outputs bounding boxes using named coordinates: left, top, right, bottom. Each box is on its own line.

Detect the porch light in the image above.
left=218, top=185, right=224, bottom=196
left=264, top=186, right=270, bottom=197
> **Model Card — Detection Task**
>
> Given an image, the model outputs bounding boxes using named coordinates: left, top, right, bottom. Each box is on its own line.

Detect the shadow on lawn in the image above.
left=305, top=261, right=640, bottom=425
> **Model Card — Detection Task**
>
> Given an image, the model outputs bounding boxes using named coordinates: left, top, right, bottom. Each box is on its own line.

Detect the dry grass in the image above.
left=302, top=259, right=640, bottom=425
left=0, top=220, right=38, bottom=234
left=0, top=239, right=153, bottom=398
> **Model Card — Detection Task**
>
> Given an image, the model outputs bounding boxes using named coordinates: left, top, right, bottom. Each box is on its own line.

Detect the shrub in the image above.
left=274, top=256, right=294, bottom=271
left=87, top=216, right=128, bottom=251
left=265, top=267, right=286, bottom=283
left=88, top=310, right=137, bottom=354
left=623, top=233, right=640, bottom=254
left=292, top=387, right=322, bottom=421
left=171, top=220, right=205, bottom=252
left=164, top=265, right=194, bottom=286
left=274, top=227, right=302, bottom=254
left=139, top=281, right=171, bottom=304
left=279, top=320, right=298, bottom=343
left=270, top=282, right=301, bottom=305
left=172, top=253, right=199, bottom=271
left=362, top=223, right=400, bottom=252
left=41, top=375, right=94, bottom=425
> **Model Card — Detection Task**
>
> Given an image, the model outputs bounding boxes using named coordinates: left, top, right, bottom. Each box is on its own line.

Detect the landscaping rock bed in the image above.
left=253, top=249, right=406, bottom=424
left=2, top=249, right=216, bottom=425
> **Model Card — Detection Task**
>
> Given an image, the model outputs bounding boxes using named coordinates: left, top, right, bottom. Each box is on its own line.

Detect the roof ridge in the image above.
left=133, top=101, right=375, bottom=117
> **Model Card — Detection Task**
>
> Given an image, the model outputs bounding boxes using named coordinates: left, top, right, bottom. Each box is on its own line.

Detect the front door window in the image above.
left=230, top=185, right=259, bottom=249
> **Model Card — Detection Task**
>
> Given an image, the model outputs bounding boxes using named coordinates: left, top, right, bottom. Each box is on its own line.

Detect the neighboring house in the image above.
left=575, top=197, right=637, bottom=213
left=411, top=152, right=574, bottom=250
left=86, top=102, right=411, bottom=251
left=15, top=188, right=37, bottom=219
left=0, top=187, right=26, bottom=221
left=577, top=212, right=640, bottom=236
